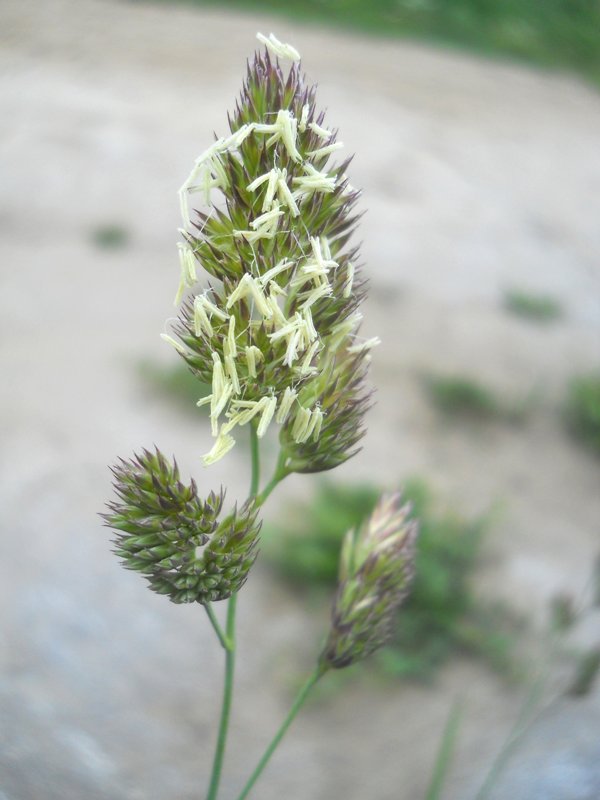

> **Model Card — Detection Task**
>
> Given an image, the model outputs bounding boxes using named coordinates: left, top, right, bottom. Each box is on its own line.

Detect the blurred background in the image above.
left=1, top=1, right=599, bottom=798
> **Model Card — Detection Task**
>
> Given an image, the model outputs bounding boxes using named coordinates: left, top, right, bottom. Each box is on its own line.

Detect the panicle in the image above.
left=102, top=448, right=261, bottom=604
left=319, top=492, right=418, bottom=670
left=165, top=34, right=376, bottom=470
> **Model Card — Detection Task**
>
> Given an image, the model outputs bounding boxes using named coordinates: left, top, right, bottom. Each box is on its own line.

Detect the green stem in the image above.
left=235, top=667, right=324, bottom=800
left=206, top=597, right=237, bottom=800
left=204, top=603, right=231, bottom=651
left=206, top=424, right=261, bottom=800
left=256, top=450, right=289, bottom=507
left=249, top=423, right=260, bottom=497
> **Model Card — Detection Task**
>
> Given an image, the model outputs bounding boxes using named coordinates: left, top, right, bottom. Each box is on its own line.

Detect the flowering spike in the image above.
left=164, top=34, right=375, bottom=470
left=103, top=449, right=261, bottom=604
left=319, top=493, right=418, bottom=669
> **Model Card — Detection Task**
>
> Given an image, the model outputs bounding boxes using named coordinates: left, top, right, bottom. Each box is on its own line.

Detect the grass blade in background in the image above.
left=425, top=699, right=463, bottom=800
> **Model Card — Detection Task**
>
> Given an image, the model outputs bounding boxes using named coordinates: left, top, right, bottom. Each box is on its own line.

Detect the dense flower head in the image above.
left=319, top=492, right=418, bottom=669
left=103, top=448, right=261, bottom=604
left=164, top=33, right=377, bottom=471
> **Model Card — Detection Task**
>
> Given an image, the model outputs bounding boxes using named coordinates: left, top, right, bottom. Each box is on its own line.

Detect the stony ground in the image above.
left=1, top=1, right=599, bottom=799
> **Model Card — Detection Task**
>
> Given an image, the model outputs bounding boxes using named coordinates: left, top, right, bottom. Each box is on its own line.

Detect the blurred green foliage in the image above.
left=265, top=480, right=520, bottom=680
left=138, top=359, right=211, bottom=415
left=175, top=0, right=600, bottom=85
left=423, top=373, right=533, bottom=423
left=503, top=289, right=563, bottom=323
left=565, top=374, right=600, bottom=455
left=424, top=374, right=501, bottom=419
left=91, top=224, right=130, bottom=249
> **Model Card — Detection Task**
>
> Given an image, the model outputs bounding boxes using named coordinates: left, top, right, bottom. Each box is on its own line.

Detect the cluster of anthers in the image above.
left=162, top=32, right=378, bottom=471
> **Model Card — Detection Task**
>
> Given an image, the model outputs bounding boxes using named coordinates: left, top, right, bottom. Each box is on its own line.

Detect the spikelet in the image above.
left=319, top=493, right=418, bottom=669
left=103, top=449, right=261, bottom=604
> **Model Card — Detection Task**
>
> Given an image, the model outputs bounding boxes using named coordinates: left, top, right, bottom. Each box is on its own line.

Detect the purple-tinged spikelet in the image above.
left=166, top=35, right=378, bottom=471
left=320, top=493, right=418, bottom=669
left=103, top=449, right=260, bottom=604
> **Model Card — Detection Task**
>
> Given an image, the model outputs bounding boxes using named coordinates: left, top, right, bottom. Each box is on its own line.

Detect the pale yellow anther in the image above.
left=250, top=205, right=283, bottom=231
left=256, top=32, right=301, bottom=62
left=268, top=312, right=300, bottom=342
left=203, top=429, right=236, bottom=466
left=300, top=340, right=320, bottom=374
left=307, top=142, right=344, bottom=159
left=284, top=329, right=301, bottom=367
left=299, top=103, right=310, bottom=133
left=227, top=315, right=237, bottom=358
left=264, top=169, right=279, bottom=211
left=275, top=170, right=300, bottom=217
left=225, top=354, right=241, bottom=394
left=204, top=295, right=229, bottom=321
left=211, top=351, right=225, bottom=397
left=247, top=171, right=273, bottom=193
left=267, top=280, right=287, bottom=299
left=257, top=394, right=277, bottom=438
left=347, top=336, right=382, bottom=354
left=292, top=163, right=336, bottom=196
left=234, top=202, right=283, bottom=243
left=291, top=406, right=313, bottom=443
left=311, top=236, right=337, bottom=271
left=175, top=245, right=197, bottom=305
left=304, top=406, right=322, bottom=441
left=309, top=122, right=332, bottom=140
left=303, top=307, right=318, bottom=341
left=210, top=380, right=233, bottom=435
left=245, top=345, right=263, bottom=377
left=320, top=236, right=333, bottom=262
left=193, top=299, right=213, bottom=337
left=311, top=407, right=324, bottom=441
left=302, top=282, right=332, bottom=308
left=255, top=109, right=301, bottom=162
left=160, top=333, right=186, bottom=356
left=222, top=123, right=255, bottom=150
left=267, top=296, right=287, bottom=326
left=258, top=259, right=295, bottom=287
left=196, top=394, right=213, bottom=408
left=275, top=386, right=297, bottom=424
left=226, top=274, right=272, bottom=318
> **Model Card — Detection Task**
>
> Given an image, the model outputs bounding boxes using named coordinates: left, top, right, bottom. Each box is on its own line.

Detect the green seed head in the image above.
left=103, top=448, right=261, bottom=604
left=319, top=492, right=418, bottom=669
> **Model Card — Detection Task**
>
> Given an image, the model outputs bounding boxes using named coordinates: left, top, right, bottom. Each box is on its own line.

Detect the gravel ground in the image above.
left=1, top=1, right=599, bottom=798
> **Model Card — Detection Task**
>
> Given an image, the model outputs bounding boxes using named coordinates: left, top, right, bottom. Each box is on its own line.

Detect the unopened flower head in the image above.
left=167, top=34, right=376, bottom=470
left=103, top=449, right=261, bottom=604
left=319, top=492, right=418, bottom=670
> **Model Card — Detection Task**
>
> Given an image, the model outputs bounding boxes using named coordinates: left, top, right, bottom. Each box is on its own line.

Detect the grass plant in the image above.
left=503, top=289, right=563, bottom=323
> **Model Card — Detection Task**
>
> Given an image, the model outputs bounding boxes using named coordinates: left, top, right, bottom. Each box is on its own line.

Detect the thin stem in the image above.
left=205, top=424, right=261, bottom=800
left=235, top=667, right=324, bottom=800
left=249, top=423, right=260, bottom=497
left=204, top=603, right=231, bottom=652
left=256, top=450, right=289, bottom=507
left=206, top=597, right=237, bottom=800
left=425, top=699, right=463, bottom=800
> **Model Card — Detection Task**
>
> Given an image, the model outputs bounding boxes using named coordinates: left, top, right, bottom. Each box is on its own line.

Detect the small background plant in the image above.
left=503, top=288, right=563, bottom=323
left=423, top=372, right=534, bottom=424
left=564, top=373, right=600, bottom=456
